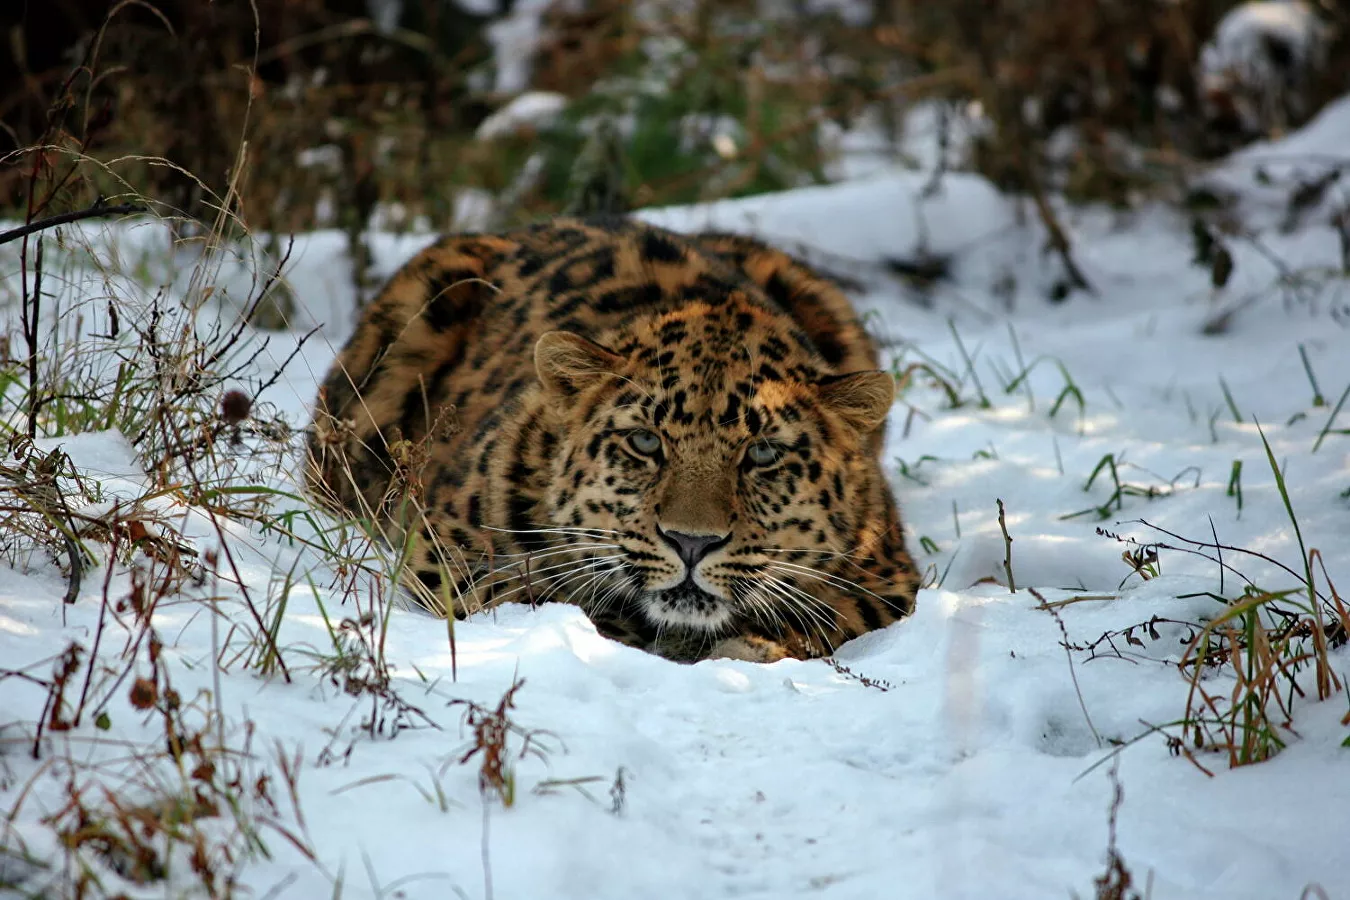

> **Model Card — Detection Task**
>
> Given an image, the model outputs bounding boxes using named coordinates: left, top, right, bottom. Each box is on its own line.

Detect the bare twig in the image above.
left=0, top=200, right=146, bottom=247
left=21, top=236, right=42, bottom=438
left=997, top=498, right=1015, bottom=593
left=1091, top=759, right=1143, bottom=900
left=1023, top=163, right=1096, bottom=297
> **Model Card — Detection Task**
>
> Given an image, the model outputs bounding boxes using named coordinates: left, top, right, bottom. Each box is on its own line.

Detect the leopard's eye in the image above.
left=627, top=429, right=663, bottom=456
left=746, top=440, right=784, bottom=466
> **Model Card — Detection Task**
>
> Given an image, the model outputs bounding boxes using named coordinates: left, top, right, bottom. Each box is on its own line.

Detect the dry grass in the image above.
left=0, top=17, right=477, bottom=895
left=1091, top=509, right=1349, bottom=773
left=0, top=213, right=505, bottom=900
left=0, top=495, right=321, bottom=897
left=1081, top=763, right=1148, bottom=900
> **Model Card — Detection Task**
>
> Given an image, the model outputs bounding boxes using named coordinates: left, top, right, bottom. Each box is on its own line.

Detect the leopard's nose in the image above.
left=657, top=526, right=730, bottom=567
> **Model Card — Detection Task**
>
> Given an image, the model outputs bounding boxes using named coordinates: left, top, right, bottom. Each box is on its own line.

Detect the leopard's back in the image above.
left=308, top=219, right=883, bottom=516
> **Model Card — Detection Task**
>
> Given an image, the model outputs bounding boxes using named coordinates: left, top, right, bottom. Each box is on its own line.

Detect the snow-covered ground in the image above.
left=3, top=93, right=1350, bottom=899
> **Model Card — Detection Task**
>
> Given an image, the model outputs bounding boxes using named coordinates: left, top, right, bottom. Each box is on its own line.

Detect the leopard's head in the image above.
left=533, top=294, right=895, bottom=639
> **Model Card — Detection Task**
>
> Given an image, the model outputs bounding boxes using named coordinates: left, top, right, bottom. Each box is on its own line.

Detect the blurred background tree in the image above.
left=3, top=1, right=1345, bottom=257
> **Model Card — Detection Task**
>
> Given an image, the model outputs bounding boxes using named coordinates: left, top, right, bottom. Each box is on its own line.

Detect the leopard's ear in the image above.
left=534, top=331, right=623, bottom=398
left=815, top=370, right=894, bottom=433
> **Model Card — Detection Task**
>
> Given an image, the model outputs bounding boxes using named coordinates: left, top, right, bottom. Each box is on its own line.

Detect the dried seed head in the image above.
left=129, top=677, right=158, bottom=710
left=220, top=389, right=252, bottom=425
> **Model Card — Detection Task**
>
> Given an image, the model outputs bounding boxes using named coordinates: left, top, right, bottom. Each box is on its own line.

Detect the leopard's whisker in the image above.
left=578, top=557, right=619, bottom=607
left=479, top=556, right=616, bottom=600
left=586, top=571, right=637, bottom=621
left=764, top=561, right=892, bottom=605
left=760, top=547, right=877, bottom=563
left=750, top=577, right=811, bottom=638
left=490, top=542, right=621, bottom=564
left=580, top=558, right=628, bottom=593
left=610, top=576, right=642, bottom=617
left=759, top=573, right=836, bottom=636
left=475, top=552, right=610, bottom=586
left=742, top=580, right=795, bottom=638
left=732, top=580, right=778, bottom=631
left=757, top=578, right=837, bottom=653
left=483, top=524, right=625, bottom=537
left=520, top=558, right=626, bottom=606
left=488, top=555, right=625, bottom=602
left=492, top=542, right=621, bottom=560
left=761, top=547, right=895, bottom=587
left=492, top=554, right=625, bottom=583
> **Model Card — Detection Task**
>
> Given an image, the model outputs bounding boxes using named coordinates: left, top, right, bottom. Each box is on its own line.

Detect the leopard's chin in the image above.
left=640, top=580, right=734, bottom=630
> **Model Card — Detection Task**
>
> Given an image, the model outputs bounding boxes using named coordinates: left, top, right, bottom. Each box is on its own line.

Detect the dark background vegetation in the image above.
left=3, top=1, right=1347, bottom=243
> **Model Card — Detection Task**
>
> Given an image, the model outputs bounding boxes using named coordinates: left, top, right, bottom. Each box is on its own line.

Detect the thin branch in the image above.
left=0, top=200, right=146, bottom=247
left=997, top=498, right=1015, bottom=593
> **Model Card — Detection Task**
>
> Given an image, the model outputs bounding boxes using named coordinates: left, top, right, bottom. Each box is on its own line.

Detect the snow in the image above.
left=4, top=93, right=1350, bottom=900
left=1199, top=1, right=1330, bottom=134
left=1198, top=91, right=1350, bottom=231
left=1201, top=1, right=1327, bottom=81
left=475, top=91, right=568, bottom=141
left=365, top=0, right=403, bottom=34
left=482, top=0, right=556, bottom=96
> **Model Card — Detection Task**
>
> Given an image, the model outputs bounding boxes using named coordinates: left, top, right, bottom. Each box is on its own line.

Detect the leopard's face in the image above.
left=534, top=301, right=894, bottom=635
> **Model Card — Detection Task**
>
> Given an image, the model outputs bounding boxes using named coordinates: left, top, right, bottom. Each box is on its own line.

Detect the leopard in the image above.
left=306, top=216, right=918, bottom=663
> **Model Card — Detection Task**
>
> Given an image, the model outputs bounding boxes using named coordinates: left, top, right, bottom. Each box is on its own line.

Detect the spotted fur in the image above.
left=307, top=217, right=917, bottom=662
